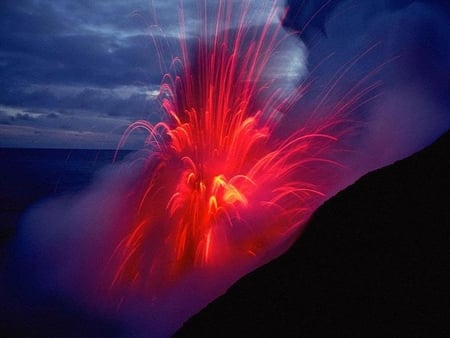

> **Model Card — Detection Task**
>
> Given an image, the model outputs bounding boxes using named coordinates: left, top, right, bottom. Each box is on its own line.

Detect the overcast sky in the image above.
left=0, top=0, right=183, bottom=148
left=1, top=0, right=449, bottom=149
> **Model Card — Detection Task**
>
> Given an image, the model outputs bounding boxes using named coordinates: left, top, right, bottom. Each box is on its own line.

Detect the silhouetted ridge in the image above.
left=176, top=131, right=450, bottom=337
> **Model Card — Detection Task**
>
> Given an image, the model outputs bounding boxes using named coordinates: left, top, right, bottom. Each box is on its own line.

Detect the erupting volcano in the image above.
left=105, top=0, right=367, bottom=299
left=2, top=0, right=448, bottom=336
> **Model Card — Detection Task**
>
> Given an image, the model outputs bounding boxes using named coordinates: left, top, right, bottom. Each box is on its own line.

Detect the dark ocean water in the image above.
left=0, top=148, right=131, bottom=239
left=0, top=148, right=133, bottom=336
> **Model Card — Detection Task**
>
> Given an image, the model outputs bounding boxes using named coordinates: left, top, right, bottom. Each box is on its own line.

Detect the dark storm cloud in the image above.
left=0, top=0, right=193, bottom=88
left=0, top=0, right=182, bottom=147
left=1, top=32, right=163, bottom=87
left=0, top=83, right=157, bottom=119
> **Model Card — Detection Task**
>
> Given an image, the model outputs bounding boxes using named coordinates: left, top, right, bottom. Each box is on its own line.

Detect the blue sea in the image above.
left=0, top=148, right=132, bottom=336
left=0, top=148, right=131, bottom=238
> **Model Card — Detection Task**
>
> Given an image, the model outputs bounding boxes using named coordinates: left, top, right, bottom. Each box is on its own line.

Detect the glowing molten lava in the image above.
left=109, top=1, right=344, bottom=296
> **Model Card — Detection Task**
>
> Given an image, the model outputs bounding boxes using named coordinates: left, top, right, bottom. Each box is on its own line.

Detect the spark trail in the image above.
left=107, top=0, right=363, bottom=298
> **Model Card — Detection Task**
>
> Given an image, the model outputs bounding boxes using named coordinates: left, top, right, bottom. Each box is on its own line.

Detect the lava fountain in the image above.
left=15, top=0, right=381, bottom=336
left=106, top=0, right=362, bottom=301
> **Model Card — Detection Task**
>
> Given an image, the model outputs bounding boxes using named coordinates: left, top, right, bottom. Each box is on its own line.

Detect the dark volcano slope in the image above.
left=177, top=131, right=450, bottom=337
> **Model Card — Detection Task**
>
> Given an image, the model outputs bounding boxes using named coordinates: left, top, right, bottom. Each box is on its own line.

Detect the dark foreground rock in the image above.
left=177, top=131, right=450, bottom=337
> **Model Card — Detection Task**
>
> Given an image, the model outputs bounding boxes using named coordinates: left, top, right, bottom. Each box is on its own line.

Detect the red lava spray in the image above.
left=107, top=0, right=351, bottom=300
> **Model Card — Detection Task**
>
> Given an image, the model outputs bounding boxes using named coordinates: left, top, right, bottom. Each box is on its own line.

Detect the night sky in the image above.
left=1, top=0, right=449, bottom=150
